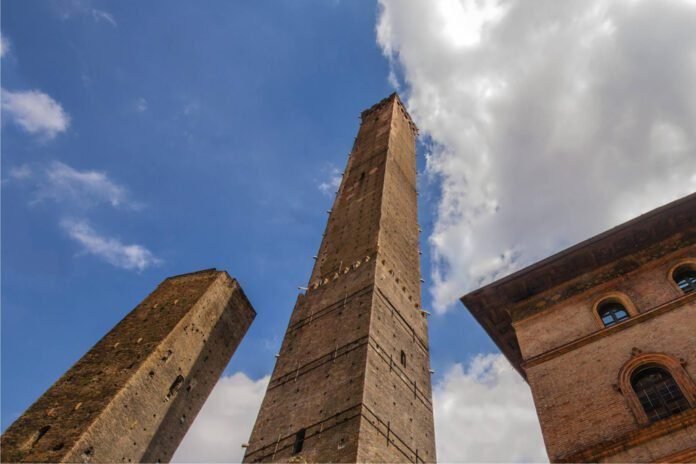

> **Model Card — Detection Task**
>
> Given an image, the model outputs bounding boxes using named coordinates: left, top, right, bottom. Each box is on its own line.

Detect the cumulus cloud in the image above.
left=1, top=88, right=70, bottom=139
left=318, top=166, right=343, bottom=196
left=169, top=361, right=543, bottom=463
left=173, top=373, right=270, bottom=463
left=434, top=354, right=547, bottom=462
left=377, top=0, right=696, bottom=312
left=61, top=219, right=159, bottom=271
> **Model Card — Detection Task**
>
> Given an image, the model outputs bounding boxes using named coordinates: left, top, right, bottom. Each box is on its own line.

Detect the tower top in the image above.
left=361, top=93, right=419, bottom=136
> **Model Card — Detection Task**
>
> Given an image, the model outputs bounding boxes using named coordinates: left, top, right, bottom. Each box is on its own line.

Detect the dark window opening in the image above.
left=632, top=366, right=690, bottom=422
left=32, top=426, right=51, bottom=448
left=293, top=428, right=306, bottom=455
left=598, top=301, right=629, bottom=327
left=167, top=375, right=185, bottom=399
left=360, top=172, right=365, bottom=181
left=674, top=266, right=696, bottom=294
left=400, top=350, right=407, bottom=368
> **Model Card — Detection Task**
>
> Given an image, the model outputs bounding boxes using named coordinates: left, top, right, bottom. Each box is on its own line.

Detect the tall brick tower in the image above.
left=243, top=94, right=436, bottom=463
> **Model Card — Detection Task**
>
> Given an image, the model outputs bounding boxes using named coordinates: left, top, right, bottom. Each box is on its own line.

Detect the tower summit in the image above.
left=243, top=94, right=437, bottom=463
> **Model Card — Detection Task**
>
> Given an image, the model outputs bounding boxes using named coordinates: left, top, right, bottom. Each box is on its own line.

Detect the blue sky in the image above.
left=2, top=0, right=494, bottom=437
left=4, top=1, right=695, bottom=462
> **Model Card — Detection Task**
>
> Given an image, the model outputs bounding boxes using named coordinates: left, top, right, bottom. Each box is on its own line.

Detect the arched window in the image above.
left=673, top=265, right=696, bottom=294
left=400, top=350, right=407, bottom=368
left=631, top=366, right=691, bottom=422
left=597, top=301, right=629, bottom=327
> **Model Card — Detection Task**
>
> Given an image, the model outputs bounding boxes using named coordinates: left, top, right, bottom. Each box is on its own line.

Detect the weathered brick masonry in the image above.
left=243, top=94, right=436, bottom=463
left=462, top=193, right=696, bottom=462
left=1, top=269, right=255, bottom=463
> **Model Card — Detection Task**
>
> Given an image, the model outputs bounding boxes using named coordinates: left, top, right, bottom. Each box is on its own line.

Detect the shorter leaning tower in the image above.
left=1, top=269, right=255, bottom=463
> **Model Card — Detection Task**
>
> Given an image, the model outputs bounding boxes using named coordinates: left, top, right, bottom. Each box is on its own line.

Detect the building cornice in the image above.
left=461, top=193, right=696, bottom=374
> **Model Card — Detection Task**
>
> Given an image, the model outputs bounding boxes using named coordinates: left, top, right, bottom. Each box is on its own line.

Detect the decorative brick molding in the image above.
left=617, top=352, right=696, bottom=426
left=655, top=446, right=696, bottom=463
left=556, top=408, right=696, bottom=463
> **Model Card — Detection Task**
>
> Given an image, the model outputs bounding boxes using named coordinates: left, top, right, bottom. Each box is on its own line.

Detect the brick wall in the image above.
left=515, top=246, right=696, bottom=462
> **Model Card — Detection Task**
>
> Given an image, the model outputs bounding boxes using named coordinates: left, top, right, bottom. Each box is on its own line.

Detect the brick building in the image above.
left=462, top=193, right=696, bottom=462
left=243, top=94, right=437, bottom=463
left=1, top=269, right=255, bottom=463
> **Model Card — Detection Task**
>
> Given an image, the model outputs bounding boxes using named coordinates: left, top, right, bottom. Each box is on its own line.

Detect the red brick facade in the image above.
left=243, top=94, right=436, bottom=463
left=463, top=194, right=696, bottom=462
left=0, top=270, right=255, bottom=463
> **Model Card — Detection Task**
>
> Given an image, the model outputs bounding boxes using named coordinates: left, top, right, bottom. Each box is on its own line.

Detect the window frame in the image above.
left=618, top=353, right=696, bottom=426
left=668, top=260, right=696, bottom=295
left=631, top=365, right=691, bottom=423
left=592, top=293, right=637, bottom=329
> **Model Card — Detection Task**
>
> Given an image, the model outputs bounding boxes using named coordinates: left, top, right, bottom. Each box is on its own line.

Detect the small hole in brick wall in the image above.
left=52, top=442, right=65, bottom=451
left=149, top=370, right=155, bottom=377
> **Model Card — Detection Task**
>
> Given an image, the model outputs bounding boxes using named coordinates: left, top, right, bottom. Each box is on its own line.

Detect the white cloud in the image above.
left=434, top=354, right=547, bottom=462
left=61, top=219, right=160, bottom=271
left=173, top=373, right=270, bottom=463
left=318, top=167, right=342, bottom=196
left=135, top=97, right=148, bottom=112
left=52, top=0, right=117, bottom=27
left=91, top=8, right=117, bottom=27
left=8, top=165, right=33, bottom=181
left=1, top=88, right=70, bottom=139
left=1, top=34, right=9, bottom=58
left=377, top=0, right=696, bottom=312
left=26, top=161, right=137, bottom=209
